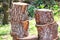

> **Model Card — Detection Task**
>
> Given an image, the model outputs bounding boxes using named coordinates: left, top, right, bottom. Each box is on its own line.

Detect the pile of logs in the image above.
left=35, top=9, right=58, bottom=40
left=10, top=2, right=58, bottom=40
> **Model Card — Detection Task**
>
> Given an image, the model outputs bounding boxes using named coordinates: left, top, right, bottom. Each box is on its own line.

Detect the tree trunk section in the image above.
left=10, top=2, right=29, bottom=39
left=35, top=9, right=58, bottom=40
left=36, top=21, right=58, bottom=40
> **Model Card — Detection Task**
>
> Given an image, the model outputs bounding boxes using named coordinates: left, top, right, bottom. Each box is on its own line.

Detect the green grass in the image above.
left=54, top=15, right=60, bottom=21
left=0, top=35, right=12, bottom=40
left=58, top=26, right=60, bottom=33
left=0, top=24, right=11, bottom=40
left=29, top=19, right=38, bottom=35
left=0, top=24, right=11, bottom=35
left=54, top=15, right=60, bottom=33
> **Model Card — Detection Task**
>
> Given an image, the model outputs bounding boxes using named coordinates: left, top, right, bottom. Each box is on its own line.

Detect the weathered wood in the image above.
left=36, top=21, right=58, bottom=40
left=10, top=2, right=29, bottom=39
left=13, top=35, right=38, bottom=40
left=35, top=9, right=54, bottom=25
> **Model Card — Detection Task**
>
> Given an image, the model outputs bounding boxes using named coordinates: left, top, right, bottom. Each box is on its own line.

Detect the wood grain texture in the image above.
left=10, top=2, right=29, bottom=38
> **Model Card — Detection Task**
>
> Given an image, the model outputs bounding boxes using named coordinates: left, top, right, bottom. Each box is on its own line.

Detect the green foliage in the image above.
left=52, top=5, right=59, bottom=15
left=28, top=5, right=35, bottom=17
left=37, top=4, right=45, bottom=9
left=53, top=5, right=59, bottom=10
left=37, top=3, right=59, bottom=16
left=32, top=0, right=56, bottom=7
left=33, top=0, right=43, bottom=6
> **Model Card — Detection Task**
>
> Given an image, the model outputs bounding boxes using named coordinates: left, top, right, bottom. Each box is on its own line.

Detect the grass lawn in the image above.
left=54, top=15, right=60, bottom=33
left=0, top=16, right=60, bottom=40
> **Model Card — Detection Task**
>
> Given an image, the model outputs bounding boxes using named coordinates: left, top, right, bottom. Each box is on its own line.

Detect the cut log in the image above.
left=10, top=2, right=29, bottom=39
left=35, top=9, right=54, bottom=25
left=36, top=21, right=58, bottom=40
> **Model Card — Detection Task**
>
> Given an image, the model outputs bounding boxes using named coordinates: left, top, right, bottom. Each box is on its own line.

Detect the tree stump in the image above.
left=36, top=21, right=58, bottom=40
left=10, top=2, right=29, bottom=39
left=35, top=9, right=58, bottom=40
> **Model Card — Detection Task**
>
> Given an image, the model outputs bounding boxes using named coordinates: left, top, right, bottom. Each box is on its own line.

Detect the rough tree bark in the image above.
left=35, top=9, right=54, bottom=25
left=10, top=2, right=29, bottom=40
left=35, top=9, right=58, bottom=40
left=36, top=22, right=58, bottom=40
